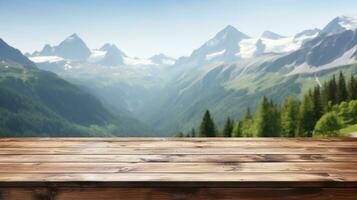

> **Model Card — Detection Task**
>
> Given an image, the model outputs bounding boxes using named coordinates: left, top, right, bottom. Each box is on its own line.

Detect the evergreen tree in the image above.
left=336, top=72, right=348, bottom=103
left=312, top=86, right=324, bottom=125
left=322, top=75, right=337, bottom=108
left=348, top=75, right=357, bottom=100
left=243, top=107, right=253, bottom=121
left=222, top=117, right=233, bottom=137
left=281, top=96, right=299, bottom=137
left=190, top=128, right=196, bottom=137
left=297, top=94, right=315, bottom=137
left=232, top=121, right=243, bottom=137
left=254, top=96, right=280, bottom=137
left=176, top=132, right=184, bottom=137
left=199, top=110, right=217, bottom=137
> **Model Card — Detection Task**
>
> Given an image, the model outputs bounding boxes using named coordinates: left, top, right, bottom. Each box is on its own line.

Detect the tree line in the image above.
left=178, top=72, right=357, bottom=137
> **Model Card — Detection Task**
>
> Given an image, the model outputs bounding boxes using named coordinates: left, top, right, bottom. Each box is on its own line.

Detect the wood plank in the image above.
left=0, top=154, right=356, bottom=163
left=2, top=140, right=357, bottom=148
left=1, top=137, right=356, bottom=142
left=0, top=147, right=356, bottom=155
left=1, top=188, right=357, bottom=200
left=0, top=173, right=356, bottom=187
left=0, top=162, right=356, bottom=173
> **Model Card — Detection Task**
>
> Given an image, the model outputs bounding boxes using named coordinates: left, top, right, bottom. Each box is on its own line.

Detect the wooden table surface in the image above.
left=0, top=137, right=356, bottom=200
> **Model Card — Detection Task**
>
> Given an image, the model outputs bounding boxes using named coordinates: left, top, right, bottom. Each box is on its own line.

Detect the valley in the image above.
left=1, top=15, right=357, bottom=136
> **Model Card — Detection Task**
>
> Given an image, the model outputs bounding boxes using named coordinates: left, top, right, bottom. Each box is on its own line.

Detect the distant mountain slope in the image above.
left=0, top=39, right=36, bottom=68
left=21, top=15, right=357, bottom=135
left=0, top=39, right=154, bottom=136
left=135, top=16, right=357, bottom=133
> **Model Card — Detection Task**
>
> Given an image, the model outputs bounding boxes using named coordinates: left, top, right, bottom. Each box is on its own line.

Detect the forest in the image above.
left=180, top=72, right=357, bottom=137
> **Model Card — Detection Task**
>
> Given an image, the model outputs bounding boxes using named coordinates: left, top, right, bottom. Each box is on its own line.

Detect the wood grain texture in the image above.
left=0, top=138, right=356, bottom=199
left=1, top=188, right=357, bottom=200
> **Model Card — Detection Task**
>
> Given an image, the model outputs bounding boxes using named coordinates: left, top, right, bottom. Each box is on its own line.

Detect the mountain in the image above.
left=321, top=15, right=357, bottom=35
left=31, top=33, right=91, bottom=61
left=0, top=39, right=154, bottom=136
left=295, top=28, right=320, bottom=38
left=133, top=17, right=357, bottom=133
left=39, top=44, right=55, bottom=56
left=149, top=53, right=176, bottom=65
left=0, top=39, right=36, bottom=68
left=20, top=15, right=357, bottom=135
left=262, top=29, right=357, bottom=74
left=96, top=43, right=126, bottom=66
left=188, top=25, right=250, bottom=63
left=261, top=31, right=285, bottom=40
left=54, top=34, right=91, bottom=61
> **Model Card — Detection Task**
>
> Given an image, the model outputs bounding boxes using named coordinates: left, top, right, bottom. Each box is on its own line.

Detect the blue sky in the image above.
left=1, top=0, right=357, bottom=58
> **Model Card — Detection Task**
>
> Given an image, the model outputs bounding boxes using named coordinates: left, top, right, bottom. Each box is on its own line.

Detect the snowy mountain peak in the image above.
left=39, top=44, right=54, bottom=56
left=261, top=31, right=285, bottom=40
left=54, top=33, right=91, bottom=61
left=215, top=25, right=250, bottom=41
left=66, top=33, right=80, bottom=41
left=187, top=25, right=250, bottom=63
left=100, top=43, right=125, bottom=56
left=150, top=53, right=176, bottom=65
left=322, top=15, right=357, bottom=35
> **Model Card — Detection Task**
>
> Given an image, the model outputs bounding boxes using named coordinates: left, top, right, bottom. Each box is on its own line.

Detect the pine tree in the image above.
left=232, top=121, right=243, bottom=137
left=199, top=110, right=217, bottom=137
left=312, top=86, right=324, bottom=125
left=297, top=93, right=315, bottom=137
left=322, top=75, right=337, bottom=111
left=176, top=132, right=184, bottom=137
left=281, top=96, right=299, bottom=137
left=243, top=107, right=252, bottom=121
left=254, top=96, right=280, bottom=137
left=336, top=72, right=348, bottom=103
left=190, top=128, right=196, bottom=137
left=222, top=117, right=233, bottom=137
left=348, top=75, right=357, bottom=100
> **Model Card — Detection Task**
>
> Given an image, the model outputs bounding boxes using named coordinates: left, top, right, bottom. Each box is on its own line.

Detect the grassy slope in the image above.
left=340, top=124, right=357, bottom=136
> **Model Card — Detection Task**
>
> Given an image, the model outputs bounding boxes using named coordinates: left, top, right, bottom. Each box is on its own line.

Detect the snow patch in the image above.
left=206, top=49, right=226, bottom=60
left=338, top=15, right=357, bottom=30
left=262, top=37, right=300, bottom=53
left=29, top=56, right=64, bottom=63
left=64, top=63, right=73, bottom=70
left=123, top=56, right=154, bottom=65
left=88, top=50, right=107, bottom=62
left=315, top=75, right=322, bottom=87
left=238, top=38, right=258, bottom=58
left=161, top=59, right=176, bottom=65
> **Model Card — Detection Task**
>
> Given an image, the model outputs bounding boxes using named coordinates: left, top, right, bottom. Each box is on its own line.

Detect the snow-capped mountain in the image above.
left=29, top=35, right=176, bottom=70
left=30, top=33, right=91, bottom=61
left=178, top=26, right=320, bottom=64
left=321, top=15, right=357, bottom=35
left=54, top=34, right=91, bottom=61
left=261, top=31, right=285, bottom=40
left=38, top=44, right=55, bottom=56
left=149, top=54, right=176, bottom=65
left=188, top=25, right=250, bottom=63
left=96, top=43, right=126, bottom=66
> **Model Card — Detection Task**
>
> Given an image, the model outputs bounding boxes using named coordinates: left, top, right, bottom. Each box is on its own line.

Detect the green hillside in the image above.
left=0, top=63, right=154, bottom=136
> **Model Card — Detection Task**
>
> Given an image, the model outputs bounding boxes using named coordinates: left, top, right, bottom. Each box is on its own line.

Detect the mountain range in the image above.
left=3, top=15, right=357, bottom=135
left=0, top=38, right=154, bottom=136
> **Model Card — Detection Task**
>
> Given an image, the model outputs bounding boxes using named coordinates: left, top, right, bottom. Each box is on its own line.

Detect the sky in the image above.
left=1, top=0, right=357, bottom=58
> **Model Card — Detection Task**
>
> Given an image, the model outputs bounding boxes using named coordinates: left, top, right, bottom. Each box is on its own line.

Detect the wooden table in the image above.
left=0, top=138, right=356, bottom=200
